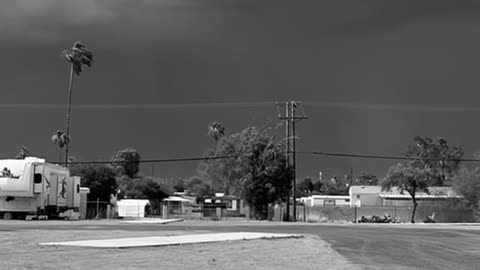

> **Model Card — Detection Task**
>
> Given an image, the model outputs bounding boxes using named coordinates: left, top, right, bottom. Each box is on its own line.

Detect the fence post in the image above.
left=96, top=198, right=100, bottom=219
left=162, top=204, right=168, bottom=219
left=354, top=206, right=357, bottom=223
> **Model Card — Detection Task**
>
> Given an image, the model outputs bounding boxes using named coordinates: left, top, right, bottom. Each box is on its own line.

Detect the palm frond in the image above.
left=63, top=41, right=93, bottom=76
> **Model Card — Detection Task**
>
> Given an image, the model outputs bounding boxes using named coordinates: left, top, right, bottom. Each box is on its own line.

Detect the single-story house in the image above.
left=207, top=193, right=245, bottom=214
left=163, top=196, right=194, bottom=213
left=349, top=185, right=463, bottom=207
left=300, top=195, right=350, bottom=207
left=379, top=186, right=463, bottom=207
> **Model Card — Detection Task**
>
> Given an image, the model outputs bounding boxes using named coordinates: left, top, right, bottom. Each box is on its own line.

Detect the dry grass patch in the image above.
left=0, top=228, right=357, bottom=270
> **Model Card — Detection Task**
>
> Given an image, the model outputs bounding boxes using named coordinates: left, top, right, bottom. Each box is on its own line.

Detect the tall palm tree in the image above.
left=207, top=122, right=226, bottom=194
left=62, top=41, right=93, bottom=166
left=51, top=130, right=70, bottom=164
left=208, top=122, right=225, bottom=150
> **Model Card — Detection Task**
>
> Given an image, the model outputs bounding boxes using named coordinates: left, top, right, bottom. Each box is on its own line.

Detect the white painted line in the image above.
left=39, top=232, right=303, bottom=248
left=121, top=218, right=183, bottom=224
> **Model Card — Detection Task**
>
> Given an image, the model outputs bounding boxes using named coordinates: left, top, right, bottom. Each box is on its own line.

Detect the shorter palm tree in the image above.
left=208, top=122, right=225, bottom=149
left=207, top=122, right=226, bottom=194
left=51, top=130, right=71, bottom=164
left=15, top=146, right=30, bottom=159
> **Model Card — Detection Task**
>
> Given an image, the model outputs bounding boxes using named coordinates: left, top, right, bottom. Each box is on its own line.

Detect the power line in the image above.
left=302, top=101, right=480, bottom=112
left=45, top=151, right=480, bottom=166
left=3, top=101, right=480, bottom=112
left=306, top=151, right=479, bottom=162
left=0, top=102, right=275, bottom=110
left=55, top=155, right=237, bottom=165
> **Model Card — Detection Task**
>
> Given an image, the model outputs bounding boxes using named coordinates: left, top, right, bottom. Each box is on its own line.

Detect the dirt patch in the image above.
left=0, top=228, right=357, bottom=270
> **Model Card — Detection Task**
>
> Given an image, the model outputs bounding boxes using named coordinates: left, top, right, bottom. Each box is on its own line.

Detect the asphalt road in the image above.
left=2, top=221, right=479, bottom=270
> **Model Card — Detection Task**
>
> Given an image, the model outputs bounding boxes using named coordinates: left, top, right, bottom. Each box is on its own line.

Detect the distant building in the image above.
left=300, top=195, right=350, bottom=207
left=349, top=185, right=463, bottom=207
left=117, top=199, right=151, bottom=218
left=163, top=196, right=194, bottom=213
left=379, top=186, right=463, bottom=207
left=208, top=193, right=245, bottom=214
left=349, top=186, right=383, bottom=207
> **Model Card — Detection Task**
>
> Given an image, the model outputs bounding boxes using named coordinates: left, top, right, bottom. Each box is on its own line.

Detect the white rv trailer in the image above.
left=0, top=157, right=81, bottom=219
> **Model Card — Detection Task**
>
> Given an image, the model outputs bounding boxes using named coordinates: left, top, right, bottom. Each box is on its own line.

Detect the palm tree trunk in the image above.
left=64, top=65, right=74, bottom=166
left=58, top=147, right=63, bottom=164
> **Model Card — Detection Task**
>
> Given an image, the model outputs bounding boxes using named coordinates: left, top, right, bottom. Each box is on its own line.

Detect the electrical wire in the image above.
left=50, top=151, right=480, bottom=165
left=0, top=102, right=275, bottom=110
left=2, top=100, right=480, bottom=112
left=305, top=151, right=478, bottom=162
left=56, top=155, right=237, bottom=165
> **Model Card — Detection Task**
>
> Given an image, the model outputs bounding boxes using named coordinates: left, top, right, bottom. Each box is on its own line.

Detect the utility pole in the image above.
left=276, top=101, right=308, bottom=222
left=276, top=102, right=291, bottom=221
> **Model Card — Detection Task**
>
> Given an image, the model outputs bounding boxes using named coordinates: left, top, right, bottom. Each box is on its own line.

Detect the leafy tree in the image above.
left=185, top=176, right=212, bottom=204
left=160, top=177, right=186, bottom=193
left=318, top=176, right=350, bottom=195
left=453, top=166, right=480, bottom=209
left=405, top=136, right=463, bottom=185
left=206, top=122, right=229, bottom=194
left=198, top=133, right=244, bottom=195
left=115, top=176, right=173, bottom=215
left=382, top=162, right=429, bottom=223
left=112, top=148, right=141, bottom=178
left=172, top=178, right=186, bottom=192
left=118, top=176, right=172, bottom=200
left=312, top=181, right=323, bottom=193
left=203, top=126, right=292, bottom=219
left=15, top=146, right=30, bottom=159
left=199, top=126, right=292, bottom=218
left=70, top=164, right=118, bottom=202
left=237, top=127, right=292, bottom=219
left=297, top=177, right=314, bottom=197
left=197, top=149, right=221, bottom=194
left=354, top=173, right=379, bottom=185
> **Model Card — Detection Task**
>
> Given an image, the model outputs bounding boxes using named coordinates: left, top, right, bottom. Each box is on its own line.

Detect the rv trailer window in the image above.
left=34, top=173, right=42, bottom=184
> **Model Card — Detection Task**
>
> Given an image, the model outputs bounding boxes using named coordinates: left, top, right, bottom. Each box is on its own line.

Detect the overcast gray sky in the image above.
left=2, top=0, right=480, bottom=181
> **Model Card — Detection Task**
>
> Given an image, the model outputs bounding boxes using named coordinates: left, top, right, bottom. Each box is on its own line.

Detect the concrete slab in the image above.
left=39, top=232, right=303, bottom=248
left=120, top=218, right=183, bottom=224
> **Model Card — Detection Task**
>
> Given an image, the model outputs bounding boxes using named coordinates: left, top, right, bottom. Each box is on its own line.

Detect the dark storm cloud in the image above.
left=5, top=0, right=480, bottom=44
left=0, top=0, right=232, bottom=45
left=2, top=0, right=480, bottom=180
left=332, top=0, right=480, bottom=36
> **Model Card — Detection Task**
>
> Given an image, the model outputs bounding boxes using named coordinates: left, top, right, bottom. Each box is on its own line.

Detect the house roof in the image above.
left=309, top=195, right=350, bottom=200
left=117, top=199, right=151, bottom=206
left=349, top=185, right=382, bottom=195
left=163, top=196, right=193, bottom=203
left=379, top=186, right=462, bottom=199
